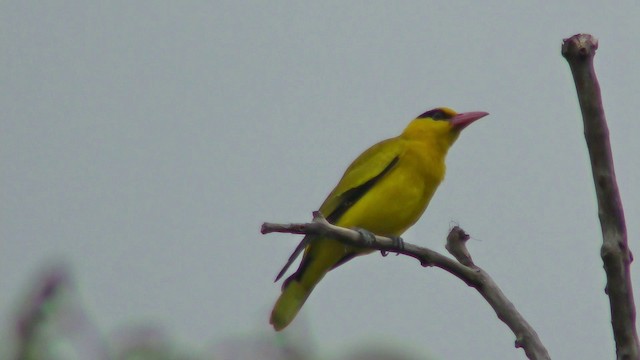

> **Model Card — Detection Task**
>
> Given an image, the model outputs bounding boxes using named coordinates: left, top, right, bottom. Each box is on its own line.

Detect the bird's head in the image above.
left=401, top=107, right=488, bottom=150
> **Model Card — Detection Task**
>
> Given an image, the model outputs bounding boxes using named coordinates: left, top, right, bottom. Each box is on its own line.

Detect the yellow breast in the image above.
left=334, top=140, right=445, bottom=236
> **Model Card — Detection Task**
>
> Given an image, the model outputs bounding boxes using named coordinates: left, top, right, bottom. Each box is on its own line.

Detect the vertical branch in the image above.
left=561, top=34, right=639, bottom=360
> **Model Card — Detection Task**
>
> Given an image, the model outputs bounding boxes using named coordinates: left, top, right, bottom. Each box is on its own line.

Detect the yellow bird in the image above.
left=270, top=107, right=488, bottom=331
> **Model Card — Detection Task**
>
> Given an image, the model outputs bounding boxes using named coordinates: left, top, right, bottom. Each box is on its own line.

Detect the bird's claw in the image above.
left=355, top=228, right=377, bottom=246
left=355, top=229, right=403, bottom=257
left=390, top=236, right=405, bottom=251
left=381, top=236, right=404, bottom=257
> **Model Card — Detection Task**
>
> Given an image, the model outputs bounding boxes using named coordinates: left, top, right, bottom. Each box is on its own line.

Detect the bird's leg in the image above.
left=379, top=236, right=404, bottom=257
left=355, top=228, right=388, bottom=257
left=354, top=228, right=377, bottom=246
left=389, top=236, right=405, bottom=253
left=354, top=228, right=376, bottom=250
left=354, top=228, right=403, bottom=257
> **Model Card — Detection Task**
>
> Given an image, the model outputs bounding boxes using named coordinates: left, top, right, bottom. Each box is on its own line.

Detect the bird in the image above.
left=270, top=107, right=488, bottom=331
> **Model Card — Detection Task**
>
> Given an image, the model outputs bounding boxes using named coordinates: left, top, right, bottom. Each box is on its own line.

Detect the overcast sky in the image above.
left=3, top=1, right=640, bottom=359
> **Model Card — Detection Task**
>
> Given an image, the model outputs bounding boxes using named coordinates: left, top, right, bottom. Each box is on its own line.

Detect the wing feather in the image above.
left=274, top=137, right=404, bottom=281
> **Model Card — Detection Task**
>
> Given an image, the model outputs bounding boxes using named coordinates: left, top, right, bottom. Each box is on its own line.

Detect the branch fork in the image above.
left=262, top=213, right=550, bottom=359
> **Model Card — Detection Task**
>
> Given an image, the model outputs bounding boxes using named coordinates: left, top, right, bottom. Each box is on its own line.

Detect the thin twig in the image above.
left=263, top=213, right=551, bottom=359
left=562, top=33, right=639, bottom=360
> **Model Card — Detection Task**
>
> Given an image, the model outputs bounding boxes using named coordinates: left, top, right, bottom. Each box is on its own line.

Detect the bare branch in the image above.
left=263, top=213, right=550, bottom=359
left=562, top=33, right=639, bottom=360
left=445, top=226, right=474, bottom=267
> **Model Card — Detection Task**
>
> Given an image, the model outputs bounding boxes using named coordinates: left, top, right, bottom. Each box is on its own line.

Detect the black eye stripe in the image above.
left=417, top=108, right=450, bottom=120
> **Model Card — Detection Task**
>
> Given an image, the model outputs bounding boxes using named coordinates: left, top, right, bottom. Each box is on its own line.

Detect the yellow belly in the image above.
left=334, top=161, right=442, bottom=236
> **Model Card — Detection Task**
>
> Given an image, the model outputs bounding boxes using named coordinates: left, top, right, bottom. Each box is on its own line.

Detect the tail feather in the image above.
left=270, top=280, right=311, bottom=331
left=274, top=235, right=313, bottom=282
left=270, top=253, right=330, bottom=331
left=270, top=238, right=354, bottom=330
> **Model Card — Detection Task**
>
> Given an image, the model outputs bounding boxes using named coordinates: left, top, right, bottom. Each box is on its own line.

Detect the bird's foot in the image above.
left=355, top=228, right=377, bottom=246
left=354, top=229, right=403, bottom=257
left=390, top=236, right=405, bottom=251
left=381, top=236, right=404, bottom=257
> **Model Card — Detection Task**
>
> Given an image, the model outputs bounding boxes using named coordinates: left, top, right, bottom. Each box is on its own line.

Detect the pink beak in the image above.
left=450, top=111, right=489, bottom=130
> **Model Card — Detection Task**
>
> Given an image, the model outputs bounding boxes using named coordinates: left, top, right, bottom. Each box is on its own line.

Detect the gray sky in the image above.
left=3, top=1, right=640, bottom=359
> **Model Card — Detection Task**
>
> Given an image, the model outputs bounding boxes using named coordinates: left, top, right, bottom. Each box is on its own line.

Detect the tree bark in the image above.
left=263, top=213, right=551, bottom=359
left=562, top=33, right=639, bottom=360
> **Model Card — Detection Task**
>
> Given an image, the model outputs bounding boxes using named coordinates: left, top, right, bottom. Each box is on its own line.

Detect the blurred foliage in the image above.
left=3, top=264, right=426, bottom=360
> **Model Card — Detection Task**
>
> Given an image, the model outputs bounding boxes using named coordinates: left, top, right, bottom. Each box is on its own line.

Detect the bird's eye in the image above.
left=431, top=110, right=446, bottom=120
left=417, top=109, right=448, bottom=121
